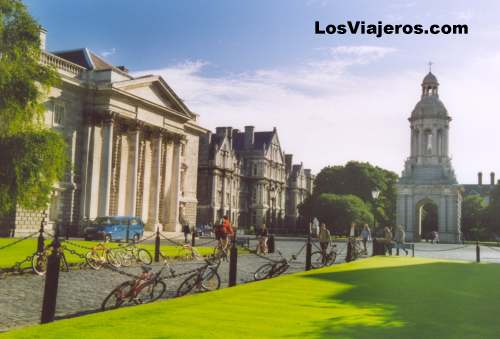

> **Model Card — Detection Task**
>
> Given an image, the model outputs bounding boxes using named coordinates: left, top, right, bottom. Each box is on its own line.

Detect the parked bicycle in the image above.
left=86, top=243, right=121, bottom=270
left=348, top=237, right=364, bottom=260
left=176, top=256, right=221, bottom=296
left=254, top=250, right=296, bottom=281
left=101, top=265, right=170, bottom=311
left=311, top=243, right=337, bottom=269
left=114, top=244, right=153, bottom=267
left=32, top=245, right=69, bottom=276
left=175, top=244, right=202, bottom=261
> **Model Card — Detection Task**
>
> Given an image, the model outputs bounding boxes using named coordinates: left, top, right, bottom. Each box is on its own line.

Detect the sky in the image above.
left=25, top=0, right=500, bottom=184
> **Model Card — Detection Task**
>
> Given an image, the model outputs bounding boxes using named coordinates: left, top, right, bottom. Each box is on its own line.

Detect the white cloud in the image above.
left=100, top=48, right=117, bottom=58
left=134, top=44, right=500, bottom=184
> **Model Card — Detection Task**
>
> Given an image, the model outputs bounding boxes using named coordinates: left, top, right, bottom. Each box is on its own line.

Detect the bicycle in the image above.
left=114, top=244, right=153, bottom=267
left=348, top=237, right=364, bottom=260
left=176, top=256, right=221, bottom=297
left=101, top=265, right=170, bottom=311
left=311, top=243, right=337, bottom=268
left=175, top=244, right=202, bottom=261
left=32, top=245, right=69, bottom=276
left=86, top=243, right=121, bottom=270
left=254, top=250, right=296, bottom=281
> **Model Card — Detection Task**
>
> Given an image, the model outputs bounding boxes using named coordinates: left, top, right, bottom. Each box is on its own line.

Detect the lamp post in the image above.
left=371, top=189, right=381, bottom=235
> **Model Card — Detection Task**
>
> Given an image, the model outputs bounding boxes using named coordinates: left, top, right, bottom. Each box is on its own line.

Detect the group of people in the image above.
left=382, top=225, right=409, bottom=255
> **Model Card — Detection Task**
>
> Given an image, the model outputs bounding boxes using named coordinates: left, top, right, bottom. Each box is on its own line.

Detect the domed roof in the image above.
left=411, top=95, right=448, bottom=118
left=422, top=72, right=438, bottom=85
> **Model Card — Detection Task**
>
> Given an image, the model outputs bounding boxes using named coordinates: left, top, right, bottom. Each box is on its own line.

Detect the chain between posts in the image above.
left=0, top=232, right=38, bottom=251
left=415, top=245, right=471, bottom=252
left=159, top=232, right=186, bottom=247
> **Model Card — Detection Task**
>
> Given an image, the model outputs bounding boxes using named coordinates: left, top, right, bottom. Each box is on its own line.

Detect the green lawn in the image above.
left=3, top=256, right=500, bottom=338
left=0, top=238, right=215, bottom=270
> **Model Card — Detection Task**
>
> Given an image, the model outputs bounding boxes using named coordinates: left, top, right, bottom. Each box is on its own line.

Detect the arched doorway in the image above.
left=417, top=200, right=438, bottom=240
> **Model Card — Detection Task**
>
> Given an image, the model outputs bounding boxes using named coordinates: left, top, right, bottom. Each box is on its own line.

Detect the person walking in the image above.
left=394, top=225, right=408, bottom=255
left=257, top=223, right=269, bottom=254
left=360, top=224, right=371, bottom=255
left=383, top=226, right=393, bottom=255
left=182, top=223, right=190, bottom=243
left=318, top=223, right=332, bottom=262
left=221, top=215, right=234, bottom=252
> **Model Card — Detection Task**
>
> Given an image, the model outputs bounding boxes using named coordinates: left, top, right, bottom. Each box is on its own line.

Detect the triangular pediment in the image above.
left=112, top=75, right=193, bottom=118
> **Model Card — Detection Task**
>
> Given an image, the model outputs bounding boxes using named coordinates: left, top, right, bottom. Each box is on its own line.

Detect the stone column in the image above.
left=167, top=137, right=182, bottom=232
left=126, top=126, right=140, bottom=216
left=151, top=133, right=163, bottom=230
left=98, top=113, right=114, bottom=216
left=79, top=114, right=93, bottom=219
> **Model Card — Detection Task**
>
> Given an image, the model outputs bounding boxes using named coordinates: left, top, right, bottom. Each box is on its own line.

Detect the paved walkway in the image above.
left=0, top=238, right=350, bottom=332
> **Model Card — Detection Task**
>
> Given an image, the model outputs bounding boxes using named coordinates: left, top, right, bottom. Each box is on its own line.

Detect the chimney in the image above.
left=39, top=26, right=47, bottom=51
left=478, top=172, right=483, bottom=185
left=491, top=172, right=496, bottom=186
left=116, top=65, right=129, bottom=73
left=244, top=126, right=254, bottom=149
left=215, top=127, right=226, bottom=137
left=285, top=154, right=293, bottom=173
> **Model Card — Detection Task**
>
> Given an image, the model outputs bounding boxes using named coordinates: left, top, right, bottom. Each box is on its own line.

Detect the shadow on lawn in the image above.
left=299, top=261, right=500, bottom=339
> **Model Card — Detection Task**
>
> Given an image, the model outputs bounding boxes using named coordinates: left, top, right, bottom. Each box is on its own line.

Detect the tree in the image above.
left=308, top=161, right=398, bottom=226
left=312, top=193, right=373, bottom=236
left=0, top=0, right=66, bottom=216
left=484, top=184, right=500, bottom=237
left=461, top=195, right=486, bottom=240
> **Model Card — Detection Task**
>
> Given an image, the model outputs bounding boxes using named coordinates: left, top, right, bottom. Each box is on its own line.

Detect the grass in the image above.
left=3, top=256, right=500, bottom=338
left=0, top=238, right=215, bottom=270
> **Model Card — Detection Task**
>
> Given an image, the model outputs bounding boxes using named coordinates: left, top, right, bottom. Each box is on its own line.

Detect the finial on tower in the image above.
left=428, top=61, right=433, bottom=73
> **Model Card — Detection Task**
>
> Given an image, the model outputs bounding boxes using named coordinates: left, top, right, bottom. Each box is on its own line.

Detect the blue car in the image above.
left=83, top=216, right=145, bottom=242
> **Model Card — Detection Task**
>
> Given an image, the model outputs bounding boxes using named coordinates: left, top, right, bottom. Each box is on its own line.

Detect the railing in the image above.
left=40, top=51, right=86, bottom=77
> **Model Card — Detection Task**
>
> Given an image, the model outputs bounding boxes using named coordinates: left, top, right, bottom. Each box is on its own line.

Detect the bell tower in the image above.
left=396, top=70, right=462, bottom=243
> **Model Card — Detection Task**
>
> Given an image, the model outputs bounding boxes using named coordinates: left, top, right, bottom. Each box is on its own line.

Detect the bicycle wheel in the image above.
left=106, top=250, right=121, bottom=268
left=101, top=281, right=133, bottom=311
left=32, top=253, right=48, bottom=276
left=254, top=263, right=274, bottom=281
left=115, top=248, right=132, bottom=267
left=86, top=251, right=103, bottom=270
left=325, top=251, right=337, bottom=266
left=273, top=263, right=289, bottom=277
left=311, top=251, right=324, bottom=269
left=200, top=268, right=221, bottom=291
left=137, top=249, right=152, bottom=265
left=136, top=280, right=166, bottom=303
left=177, top=273, right=199, bottom=297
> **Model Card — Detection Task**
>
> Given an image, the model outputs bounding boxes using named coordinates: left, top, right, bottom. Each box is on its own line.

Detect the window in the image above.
left=53, top=102, right=65, bottom=126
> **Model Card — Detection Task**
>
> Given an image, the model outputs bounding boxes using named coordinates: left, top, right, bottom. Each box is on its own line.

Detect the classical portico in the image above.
left=396, top=71, right=462, bottom=243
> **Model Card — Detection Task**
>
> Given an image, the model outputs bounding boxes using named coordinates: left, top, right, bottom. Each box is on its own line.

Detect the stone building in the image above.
left=462, top=172, right=497, bottom=204
left=2, top=32, right=207, bottom=236
left=285, top=155, right=314, bottom=229
left=396, top=71, right=462, bottom=243
left=197, top=126, right=313, bottom=231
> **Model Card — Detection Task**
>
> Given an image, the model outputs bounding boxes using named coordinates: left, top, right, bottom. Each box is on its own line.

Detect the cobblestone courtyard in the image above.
left=1, top=238, right=500, bottom=332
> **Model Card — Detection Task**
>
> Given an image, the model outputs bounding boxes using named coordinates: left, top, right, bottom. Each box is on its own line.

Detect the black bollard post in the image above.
left=346, top=239, right=353, bottom=262
left=412, top=244, right=415, bottom=257
left=191, top=228, right=196, bottom=247
left=228, top=235, right=238, bottom=287
left=305, top=224, right=312, bottom=271
left=476, top=241, right=480, bottom=263
left=268, top=234, right=275, bottom=254
left=37, top=214, right=46, bottom=254
left=41, top=228, right=61, bottom=324
left=396, top=245, right=400, bottom=256
left=154, top=227, right=161, bottom=263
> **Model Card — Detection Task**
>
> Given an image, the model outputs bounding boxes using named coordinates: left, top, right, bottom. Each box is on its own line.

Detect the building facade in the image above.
left=396, top=72, right=462, bottom=243
left=1, top=33, right=207, bottom=236
left=197, top=126, right=313, bottom=231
